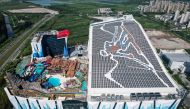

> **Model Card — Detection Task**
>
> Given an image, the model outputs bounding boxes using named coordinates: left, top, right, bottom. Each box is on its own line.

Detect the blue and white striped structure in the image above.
left=5, top=87, right=181, bottom=109
left=31, top=36, right=44, bottom=58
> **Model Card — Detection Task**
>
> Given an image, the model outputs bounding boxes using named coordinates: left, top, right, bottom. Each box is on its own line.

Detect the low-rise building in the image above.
left=98, top=8, right=112, bottom=15
left=155, top=14, right=173, bottom=22
left=160, top=49, right=190, bottom=74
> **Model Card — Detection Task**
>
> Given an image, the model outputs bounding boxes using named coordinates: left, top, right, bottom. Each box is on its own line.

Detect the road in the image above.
left=0, top=14, right=51, bottom=58
left=0, top=14, right=55, bottom=71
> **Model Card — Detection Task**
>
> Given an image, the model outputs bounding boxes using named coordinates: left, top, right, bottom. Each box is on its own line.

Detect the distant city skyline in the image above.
left=139, top=0, right=190, bottom=13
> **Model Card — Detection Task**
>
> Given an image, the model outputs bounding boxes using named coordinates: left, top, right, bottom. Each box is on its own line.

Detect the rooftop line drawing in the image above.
left=99, top=21, right=169, bottom=88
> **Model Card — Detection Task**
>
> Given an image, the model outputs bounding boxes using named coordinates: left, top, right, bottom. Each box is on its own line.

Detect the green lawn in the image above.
left=19, top=39, right=32, bottom=57
left=6, top=13, right=45, bottom=37
left=39, top=14, right=90, bottom=46
left=41, top=2, right=141, bottom=46
left=134, top=15, right=167, bottom=30
left=172, top=74, right=186, bottom=88
left=172, top=30, right=190, bottom=43
left=50, top=2, right=138, bottom=15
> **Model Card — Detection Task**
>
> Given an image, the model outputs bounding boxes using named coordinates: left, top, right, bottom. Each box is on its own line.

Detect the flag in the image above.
left=57, top=29, right=70, bottom=39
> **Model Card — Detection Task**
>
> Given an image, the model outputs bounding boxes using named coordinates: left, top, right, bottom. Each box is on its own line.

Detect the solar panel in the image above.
left=90, top=19, right=174, bottom=88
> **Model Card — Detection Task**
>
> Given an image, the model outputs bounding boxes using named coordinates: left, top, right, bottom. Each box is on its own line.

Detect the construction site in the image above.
left=146, top=30, right=190, bottom=49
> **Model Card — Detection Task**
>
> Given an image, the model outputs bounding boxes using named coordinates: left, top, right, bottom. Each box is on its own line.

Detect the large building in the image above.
left=98, top=8, right=112, bottom=15
left=31, top=31, right=66, bottom=58
left=87, top=15, right=182, bottom=108
left=174, top=10, right=180, bottom=21
left=160, top=49, right=190, bottom=74
left=139, top=0, right=190, bottom=13
left=5, top=15, right=184, bottom=109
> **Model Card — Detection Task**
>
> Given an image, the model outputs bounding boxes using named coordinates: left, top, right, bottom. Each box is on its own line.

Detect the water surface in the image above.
left=28, top=0, right=74, bottom=6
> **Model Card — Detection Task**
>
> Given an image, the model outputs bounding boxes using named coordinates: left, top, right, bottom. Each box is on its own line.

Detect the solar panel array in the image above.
left=91, top=19, right=174, bottom=88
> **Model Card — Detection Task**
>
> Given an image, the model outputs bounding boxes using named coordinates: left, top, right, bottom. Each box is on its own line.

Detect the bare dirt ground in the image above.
left=146, top=30, right=190, bottom=49
left=8, top=7, right=59, bottom=14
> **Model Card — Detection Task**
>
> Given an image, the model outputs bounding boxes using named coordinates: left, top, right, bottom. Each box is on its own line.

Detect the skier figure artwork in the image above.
left=99, top=21, right=168, bottom=88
